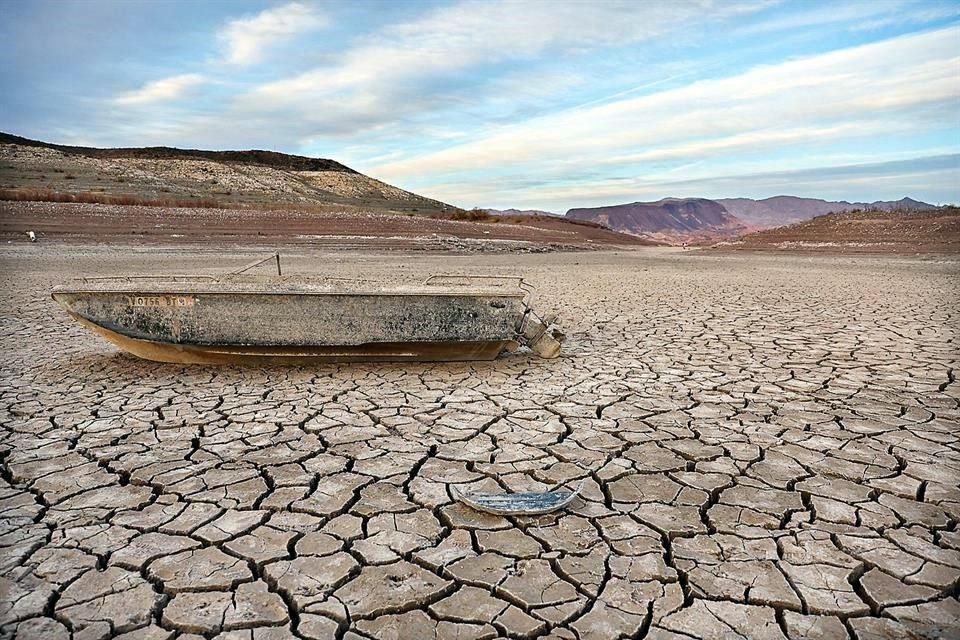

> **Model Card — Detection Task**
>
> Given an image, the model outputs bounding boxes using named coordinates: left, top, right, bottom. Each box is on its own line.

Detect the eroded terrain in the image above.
left=1, top=245, right=958, bottom=640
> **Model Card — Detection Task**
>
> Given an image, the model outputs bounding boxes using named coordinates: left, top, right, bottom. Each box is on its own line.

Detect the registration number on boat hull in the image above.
left=127, top=295, right=196, bottom=308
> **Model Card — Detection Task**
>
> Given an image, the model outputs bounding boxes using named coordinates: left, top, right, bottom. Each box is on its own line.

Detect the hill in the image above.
left=566, top=197, right=752, bottom=244
left=716, top=195, right=936, bottom=227
left=0, top=132, right=453, bottom=214
left=0, top=132, right=357, bottom=173
left=712, top=206, right=959, bottom=253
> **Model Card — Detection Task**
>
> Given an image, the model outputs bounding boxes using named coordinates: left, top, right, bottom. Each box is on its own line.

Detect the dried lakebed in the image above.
left=1, top=245, right=958, bottom=640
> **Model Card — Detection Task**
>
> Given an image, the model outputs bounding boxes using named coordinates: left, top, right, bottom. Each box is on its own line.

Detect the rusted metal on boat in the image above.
left=452, top=482, right=584, bottom=516
left=51, top=254, right=564, bottom=365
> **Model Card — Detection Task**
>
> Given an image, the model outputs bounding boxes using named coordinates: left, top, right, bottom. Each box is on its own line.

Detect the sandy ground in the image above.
left=1, top=243, right=959, bottom=640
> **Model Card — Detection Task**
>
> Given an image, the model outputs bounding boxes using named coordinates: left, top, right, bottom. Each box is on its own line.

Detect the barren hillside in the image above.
left=711, top=207, right=960, bottom=253
left=0, top=134, right=453, bottom=214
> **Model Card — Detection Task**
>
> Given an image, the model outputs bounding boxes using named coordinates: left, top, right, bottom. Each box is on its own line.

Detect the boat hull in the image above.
left=53, top=284, right=530, bottom=364
left=70, top=313, right=517, bottom=364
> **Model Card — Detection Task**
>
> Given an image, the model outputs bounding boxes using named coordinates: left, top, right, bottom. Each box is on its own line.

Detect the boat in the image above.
left=452, top=482, right=584, bottom=515
left=51, top=255, right=564, bottom=365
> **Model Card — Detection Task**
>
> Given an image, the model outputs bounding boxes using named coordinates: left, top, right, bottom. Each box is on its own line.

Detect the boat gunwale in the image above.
left=53, top=270, right=533, bottom=300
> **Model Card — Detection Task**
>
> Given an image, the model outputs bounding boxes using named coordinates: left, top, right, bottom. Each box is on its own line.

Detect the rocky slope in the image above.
left=566, top=198, right=752, bottom=244
left=0, top=133, right=453, bottom=214
left=713, top=206, right=959, bottom=253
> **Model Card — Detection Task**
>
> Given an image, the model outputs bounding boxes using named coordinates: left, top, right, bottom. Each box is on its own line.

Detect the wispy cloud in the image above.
left=113, top=73, right=206, bottom=106
left=238, top=0, right=770, bottom=132
left=735, top=0, right=958, bottom=35
left=218, top=2, right=327, bottom=65
left=423, top=154, right=960, bottom=209
left=368, top=27, right=960, bottom=189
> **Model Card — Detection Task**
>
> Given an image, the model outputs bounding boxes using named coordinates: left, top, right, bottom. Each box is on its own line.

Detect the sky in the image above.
left=2, top=0, right=958, bottom=211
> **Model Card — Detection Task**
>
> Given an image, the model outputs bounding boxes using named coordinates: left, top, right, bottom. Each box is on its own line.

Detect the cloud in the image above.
left=54, top=2, right=957, bottom=209
left=238, top=0, right=770, bottom=130
left=735, top=0, right=959, bottom=35
left=637, top=154, right=960, bottom=203
left=425, top=154, right=960, bottom=210
left=367, top=26, right=960, bottom=185
left=218, top=2, right=327, bottom=65
left=113, top=73, right=206, bottom=106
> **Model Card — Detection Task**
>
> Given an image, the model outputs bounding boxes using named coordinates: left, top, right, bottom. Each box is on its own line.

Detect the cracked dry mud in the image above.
left=1, top=245, right=958, bottom=640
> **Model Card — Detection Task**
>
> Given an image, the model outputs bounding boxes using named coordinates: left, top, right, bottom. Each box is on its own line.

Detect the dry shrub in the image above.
left=447, top=208, right=492, bottom=221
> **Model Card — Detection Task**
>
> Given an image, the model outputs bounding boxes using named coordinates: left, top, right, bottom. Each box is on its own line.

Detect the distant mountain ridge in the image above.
left=716, top=195, right=937, bottom=227
left=566, top=197, right=752, bottom=243
left=565, top=195, right=936, bottom=244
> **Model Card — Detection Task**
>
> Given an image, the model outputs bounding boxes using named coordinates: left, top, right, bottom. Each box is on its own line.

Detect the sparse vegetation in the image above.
left=0, top=187, right=224, bottom=209
left=1, top=139, right=455, bottom=216
left=448, top=207, right=493, bottom=221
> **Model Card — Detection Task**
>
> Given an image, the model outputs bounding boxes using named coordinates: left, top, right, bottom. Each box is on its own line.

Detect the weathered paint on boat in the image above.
left=65, top=312, right=518, bottom=364
left=51, top=267, right=563, bottom=364
left=452, top=482, right=583, bottom=515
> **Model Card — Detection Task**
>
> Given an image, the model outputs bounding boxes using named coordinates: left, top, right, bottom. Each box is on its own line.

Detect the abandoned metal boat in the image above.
left=453, top=482, right=584, bottom=515
left=51, top=255, right=564, bottom=365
